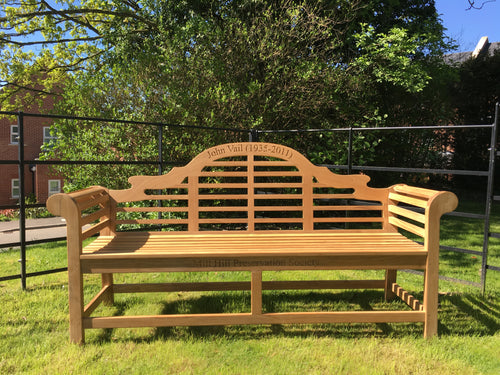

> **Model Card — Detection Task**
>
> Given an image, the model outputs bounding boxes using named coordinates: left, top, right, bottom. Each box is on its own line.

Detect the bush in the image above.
left=0, top=209, right=18, bottom=221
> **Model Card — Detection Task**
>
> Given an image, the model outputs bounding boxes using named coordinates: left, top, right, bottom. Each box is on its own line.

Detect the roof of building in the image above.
left=445, top=37, right=500, bottom=65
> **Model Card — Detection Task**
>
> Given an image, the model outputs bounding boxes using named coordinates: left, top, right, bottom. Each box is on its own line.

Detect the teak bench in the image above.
left=47, top=142, right=458, bottom=344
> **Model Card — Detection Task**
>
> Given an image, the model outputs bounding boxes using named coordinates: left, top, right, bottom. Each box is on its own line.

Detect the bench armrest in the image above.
left=388, top=184, right=458, bottom=252
left=46, top=186, right=112, bottom=248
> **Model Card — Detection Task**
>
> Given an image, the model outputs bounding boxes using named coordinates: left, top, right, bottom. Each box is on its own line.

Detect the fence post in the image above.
left=158, top=125, right=164, bottom=175
left=347, top=127, right=353, bottom=174
left=481, top=103, right=499, bottom=294
left=17, top=112, right=27, bottom=290
left=157, top=125, right=164, bottom=223
left=249, top=129, right=259, bottom=142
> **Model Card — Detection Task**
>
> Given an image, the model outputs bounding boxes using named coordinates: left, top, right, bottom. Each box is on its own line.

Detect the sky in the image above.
left=435, top=0, right=500, bottom=52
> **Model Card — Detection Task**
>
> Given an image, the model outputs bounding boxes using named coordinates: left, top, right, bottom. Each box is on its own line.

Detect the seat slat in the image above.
left=83, top=232, right=424, bottom=257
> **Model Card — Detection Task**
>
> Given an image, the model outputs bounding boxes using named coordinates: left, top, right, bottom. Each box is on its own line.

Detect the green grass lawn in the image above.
left=1, top=216, right=500, bottom=374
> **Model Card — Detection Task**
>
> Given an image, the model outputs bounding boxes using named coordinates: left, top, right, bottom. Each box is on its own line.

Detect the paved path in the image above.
left=0, top=217, right=67, bottom=247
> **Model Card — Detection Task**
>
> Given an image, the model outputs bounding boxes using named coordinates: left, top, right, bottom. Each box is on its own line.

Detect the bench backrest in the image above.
left=107, top=142, right=392, bottom=233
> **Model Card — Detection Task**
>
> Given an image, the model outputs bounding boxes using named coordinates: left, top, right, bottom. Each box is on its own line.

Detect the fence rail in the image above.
left=1, top=107, right=499, bottom=293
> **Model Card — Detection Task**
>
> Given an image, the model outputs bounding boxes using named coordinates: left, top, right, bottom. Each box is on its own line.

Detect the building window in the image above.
left=43, top=127, right=57, bottom=145
left=10, top=125, right=18, bottom=144
left=48, top=180, right=61, bottom=196
left=11, top=179, right=20, bottom=199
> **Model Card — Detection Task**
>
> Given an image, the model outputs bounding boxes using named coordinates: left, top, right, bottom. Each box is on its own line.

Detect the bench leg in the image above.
left=101, top=273, right=114, bottom=305
left=251, top=271, right=263, bottom=315
left=384, top=270, right=397, bottom=301
left=423, top=225, right=441, bottom=339
left=423, top=268, right=439, bottom=338
left=68, top=267, right=85, bottom=344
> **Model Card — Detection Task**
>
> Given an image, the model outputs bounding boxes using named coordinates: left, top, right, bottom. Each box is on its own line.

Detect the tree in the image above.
left=0, top=0, right=153, bottom=107
left=1, top=1, right=455, bottom=189
left=446, top=49, right=500, bottom=190
left=466, top=0, right=496, bottom=9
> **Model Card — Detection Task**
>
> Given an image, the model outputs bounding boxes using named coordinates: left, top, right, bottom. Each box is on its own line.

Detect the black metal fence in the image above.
left=1, top=107, right=499, bottom=293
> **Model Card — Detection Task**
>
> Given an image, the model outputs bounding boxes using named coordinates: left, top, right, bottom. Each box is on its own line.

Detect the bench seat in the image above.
left=82, top=232, right=426, bottom=272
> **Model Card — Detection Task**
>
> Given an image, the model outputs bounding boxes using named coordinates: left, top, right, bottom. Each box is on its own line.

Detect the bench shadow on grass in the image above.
left=89, top=289, right=500, bottom=343
left=92, top=290, right=401, bottom=343
left=438, top=292, right=500, bottom=336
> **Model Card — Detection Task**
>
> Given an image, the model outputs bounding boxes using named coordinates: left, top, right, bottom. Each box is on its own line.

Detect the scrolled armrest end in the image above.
left=46, top=193, right=71, bottom=217
left=430, top=191, right=459, bottom=217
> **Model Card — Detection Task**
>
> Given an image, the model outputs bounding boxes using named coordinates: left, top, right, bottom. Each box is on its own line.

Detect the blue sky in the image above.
left=436, top=0, right=500, bottom=52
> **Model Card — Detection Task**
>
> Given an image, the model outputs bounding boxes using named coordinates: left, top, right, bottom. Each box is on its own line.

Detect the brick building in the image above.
left=0, top=94, right=63, bottom=207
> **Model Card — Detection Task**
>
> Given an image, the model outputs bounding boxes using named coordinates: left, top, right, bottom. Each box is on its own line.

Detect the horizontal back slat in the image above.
left=71, top=186, right=107, bottom=202
left=387, top=185, right=436, bottom=238
left=314, top=217, right=384, bottom=223
left=199, top=171, right=248, bottom=177
left=136, top=194, right=189, bottom=201
left=393, top=184, right=438, bottom=199
left=253, top=171, right=303, bottom=177
left=314, top=205, right=383, bottom=211
left=199, top=218, right=249, bottom=224
left=117, top=219, right=190, bottom=225
left=118, top=206, right=188, bottom=213
left=78, top=192, right=109, bottom=211
left=388, top=205, right=426, bottom=224
left=198, top=183, right=249, bottom=189
left=82, top=219, right=111, bottom=240
left=81, top=207, right=109, bottom=226
left=388, top=217, right=425, bottom=238
left=199, top=207, right=248, bottom=212
left=312, top=194, right=357, bottom=200
left=388, top=192, right=428, bottom=208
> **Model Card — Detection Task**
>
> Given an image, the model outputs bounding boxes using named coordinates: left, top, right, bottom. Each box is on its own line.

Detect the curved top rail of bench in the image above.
left=109, top=142, right=383, bottom=202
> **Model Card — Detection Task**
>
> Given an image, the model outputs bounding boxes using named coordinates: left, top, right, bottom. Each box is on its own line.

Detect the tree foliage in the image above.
left=448, top=49, right=500, bottom=190
left=1, top=0, right=455, bottom=189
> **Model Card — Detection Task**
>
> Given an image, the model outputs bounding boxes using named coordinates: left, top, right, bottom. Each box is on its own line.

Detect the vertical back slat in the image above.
left=188, top=175, right=198, bottom=232
left=248, top=152, right=255, bottom=232
left=303, top=173, right=313, bottom=232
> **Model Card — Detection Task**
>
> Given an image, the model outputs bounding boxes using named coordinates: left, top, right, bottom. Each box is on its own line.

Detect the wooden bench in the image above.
left=47, top=142, right=458, bottom=343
